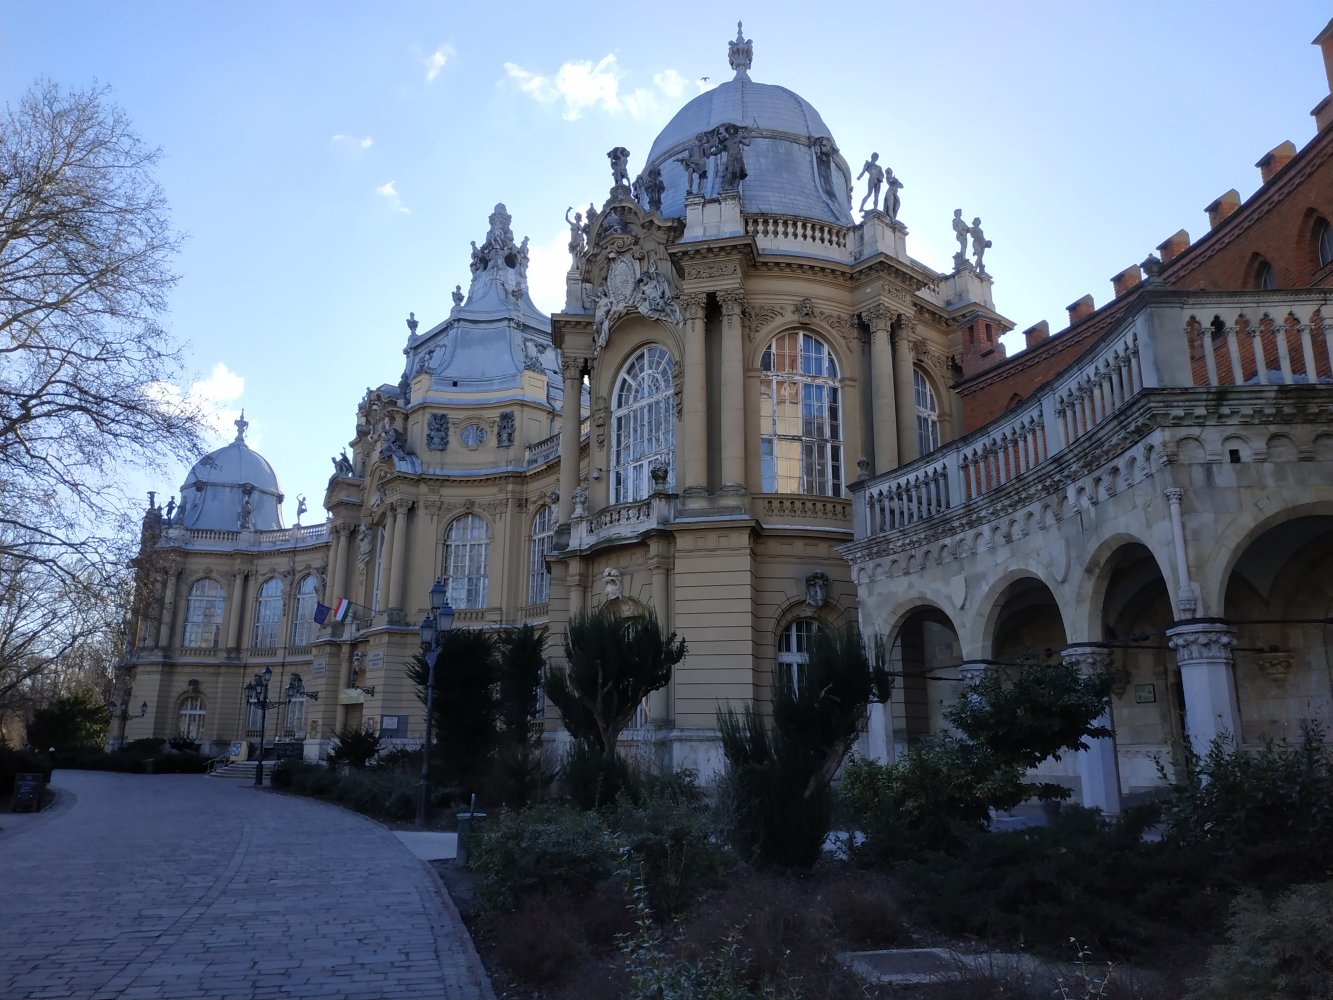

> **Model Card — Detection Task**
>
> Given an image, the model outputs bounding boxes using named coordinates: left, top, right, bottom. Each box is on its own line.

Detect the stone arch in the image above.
left=1175, top=435, right=1206, bottom=464
left=1069, top=530, right=1171, bottom=642
left=1201, top=499, right=1333, bottom=616
left=881, top=601, right=963, bottom=746
left=969, top=566, right=1066, bottom=661
left=1266, top=433, right=1298, bottom=462
left=977, top=572, right=1069, bottom=665
left=1221, top=433, right=1252, bottom=463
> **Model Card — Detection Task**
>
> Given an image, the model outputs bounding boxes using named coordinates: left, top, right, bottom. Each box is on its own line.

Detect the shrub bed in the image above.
left=270, top=759, right=438, bottom=823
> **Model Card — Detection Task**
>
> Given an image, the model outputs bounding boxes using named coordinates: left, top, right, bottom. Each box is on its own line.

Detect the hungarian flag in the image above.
left=313, top=603, right=332, bottom=625
left=332, top=598, right=352, bottom=622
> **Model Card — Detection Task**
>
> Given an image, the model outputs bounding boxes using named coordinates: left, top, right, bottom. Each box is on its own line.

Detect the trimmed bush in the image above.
left=470, top=805, right=619, bottom=914
left=0, top=743, right=52, bottom=796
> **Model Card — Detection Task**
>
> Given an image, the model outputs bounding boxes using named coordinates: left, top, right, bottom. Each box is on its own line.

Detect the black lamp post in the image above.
left=416, top=578, right=455, bottom=827
left=107, top=698, right=149, bottom=749
left=244, top=666, right=274, bottom=786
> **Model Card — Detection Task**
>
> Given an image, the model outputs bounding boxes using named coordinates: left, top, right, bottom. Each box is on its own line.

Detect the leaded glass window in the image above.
left=444, top=514, right=490, bottom=609
left=528, top=505, right=556, bottom=605
left=291, top=575, right=317, bottom=646
left=252, top=577, right=282, bottom=649
left=181, top=578, right=226, bottom=648
left=914, top=368, right=940, bottom=455
left=759, top=331, right=842, bottom=496
left=612, top=347, right=676, bottom=504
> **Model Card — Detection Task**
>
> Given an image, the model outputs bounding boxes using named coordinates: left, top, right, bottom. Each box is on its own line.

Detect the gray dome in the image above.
left=642, top=54, right=854, bottom=226
left=178, top=414, right=285, bottom=531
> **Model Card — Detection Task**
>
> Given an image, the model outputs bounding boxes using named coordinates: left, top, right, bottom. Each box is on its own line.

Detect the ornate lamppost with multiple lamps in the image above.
left=416, top=578, right=455, bottom=827
left=107, top=697, right=149, bottom=749
left=244, top=667, right=275, bottom=786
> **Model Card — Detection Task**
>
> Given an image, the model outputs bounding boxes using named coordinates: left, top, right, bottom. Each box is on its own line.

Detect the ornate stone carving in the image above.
left=679, top=292, right=707, bottom=321
left=748, top=303, right=786, bottom=341
left=794, top=298, right=816, bottom=323
left=718, top=288, right=746, bottom=315
left=804, top=571, right=830, bottom=608
left=426, top=413, right=449, bottom=451
left=496, top=410, right=515, bottom=448
left=728, top=20, right=753, bottom=76
left=602, top=566, right=623, bottom=602
left=607, top=146, right=631, bottom=192
left=1167, top=623, right=1238, bottom=663
left=1256, top=653, right=1293, bottom=682
left=633, top=166, right=665, bottom=212
left=677, top=133, right=710, bottom=196
left=572, top=485, right=589, bottom=518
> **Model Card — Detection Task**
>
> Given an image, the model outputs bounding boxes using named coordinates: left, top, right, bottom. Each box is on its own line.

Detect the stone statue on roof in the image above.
left=952, top=209, right=969, bottom=268
left=858, top=152, right=884, bottom=213
left=608, top=146, right=631, bottom=191
left=885, top=168, right=903, bottom=222
left=970, top=217, right=991, bottom=274
left=677, top=133, right=710, bottom=196
left=565, top=206, right=585, bottom=258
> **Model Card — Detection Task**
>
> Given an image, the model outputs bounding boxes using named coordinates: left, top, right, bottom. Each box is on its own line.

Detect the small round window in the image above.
left=460, top=423, right=488, bottom=449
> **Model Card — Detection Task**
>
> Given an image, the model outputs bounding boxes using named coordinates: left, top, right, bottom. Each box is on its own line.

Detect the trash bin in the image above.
left=455, top=811, right=487, bottom=866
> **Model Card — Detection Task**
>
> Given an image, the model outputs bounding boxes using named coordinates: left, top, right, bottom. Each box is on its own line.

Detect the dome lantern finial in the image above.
left=233, top=410, right=249, bottom=444
left=728, top=20, right=752, bottom=80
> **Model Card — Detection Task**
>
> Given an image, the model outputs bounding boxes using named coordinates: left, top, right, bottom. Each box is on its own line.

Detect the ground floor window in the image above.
left=178, top=696, right=205, bottom=740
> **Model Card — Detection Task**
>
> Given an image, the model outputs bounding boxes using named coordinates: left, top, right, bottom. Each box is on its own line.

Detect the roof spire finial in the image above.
left=234, top=410, right=249, bottom=444
left=728, top=20, right=752, bottom=80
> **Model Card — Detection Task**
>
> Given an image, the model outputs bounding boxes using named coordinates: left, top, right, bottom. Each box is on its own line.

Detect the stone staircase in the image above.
left=207, top=761, right=269, bottom=785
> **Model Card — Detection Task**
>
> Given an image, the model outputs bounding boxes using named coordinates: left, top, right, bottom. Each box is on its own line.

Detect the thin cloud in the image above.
left=503, top=53, right=669, bottom=121
left=376, top=180, right=410, bottom=214
left=145, top=362, right=246, bottom=443
left=425, top=44, right=455, bottom=83
left=524, top=229, right=574, bottom=315
left=331, top=134, right=374, bottom=149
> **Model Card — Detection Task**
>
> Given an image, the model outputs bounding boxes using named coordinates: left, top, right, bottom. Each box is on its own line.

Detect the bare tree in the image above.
left=0, top=79, right=205, bottom=581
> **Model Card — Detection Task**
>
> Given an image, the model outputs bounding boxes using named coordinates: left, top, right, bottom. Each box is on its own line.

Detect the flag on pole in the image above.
left=332, top=598, right=352, bottom=622
left=313, top=603, right=332, bottom=625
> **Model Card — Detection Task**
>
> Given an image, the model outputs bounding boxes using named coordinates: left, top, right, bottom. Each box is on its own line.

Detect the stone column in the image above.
left=680, top=292, right=709, bottom=497
left=649, top=554, right=671, bottom=723
left=379, top=510, right=397, bottom=615
left=388, top=501, right=411, bottom=613
left=1167, top=619, right=1241, bottom=755
left=1062, top=645, right=1122, bottom=815
left=718, top=289, right=747, bottom=494
left=893, top=317, right=918, bottom=465
left=558, top=356, right=584, bottom=524
left=157, top=566, right=182, bottom=649
left=1164, top=488, right=1198, bottom=616
left=865, top=306, right=899, bottom=474
left=226, top=569, right=246, bottom=650
left=328, top=525, right=346, bottom=603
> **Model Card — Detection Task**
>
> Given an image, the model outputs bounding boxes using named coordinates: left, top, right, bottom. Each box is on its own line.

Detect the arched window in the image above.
left=1255, top=258, right=1276, bottom=290
left=444, top=514, right=490, bottom=609
left=178, top=695, right=206, bottom=740
left=252, top=578, right=283, bottom=648
left=291, top=575, right=318, bottom=646
left=759, top=331, right=843, bottom=496
left=528, top=505, right=556, bottom=605
left=283, top=687, right=306, bottom=740
left=914, top=368, right=940, bottom=455
left=1317, top=219, right=1333, bottom=269
left=181, top=579, right=226, bottom=648
left=777, top=617, right=819, bottom=694
left=612, top=346, right=676, bottom=504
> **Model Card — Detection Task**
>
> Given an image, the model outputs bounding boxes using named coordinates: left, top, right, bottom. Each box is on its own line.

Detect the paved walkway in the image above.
left=0, top=771, right=494, bottom=1000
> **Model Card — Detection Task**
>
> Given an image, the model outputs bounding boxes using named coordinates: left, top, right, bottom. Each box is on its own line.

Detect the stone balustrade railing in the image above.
left=571, top=494, right=675, bottom=548
left=161, top=522, right=329, bottom=551
left=746, top=215, right=849, bottom=259
left=853, top=288, right=1333, bottom=540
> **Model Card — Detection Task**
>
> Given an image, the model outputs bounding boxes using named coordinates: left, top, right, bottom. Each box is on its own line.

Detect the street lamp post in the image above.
left=416, top=578, right=455, bottom=828
left=107, top=698, right=149, bottom=749
left=244, top=666, right=275, bottom=787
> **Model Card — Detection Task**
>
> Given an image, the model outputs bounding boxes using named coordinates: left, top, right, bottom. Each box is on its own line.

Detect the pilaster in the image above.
left=718, top=288, right=747, bottom=495
left=863, top=305, right=899, bottom=474
left=893, top=315, right=918, bottom=465
left=680, top=292, right=709, bottom=499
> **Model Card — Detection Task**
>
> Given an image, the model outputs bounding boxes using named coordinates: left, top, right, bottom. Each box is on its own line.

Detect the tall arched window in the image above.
left=528, top=505, right=556, bottom=605
left=777, top=618, right=819, bottom=695
left=178, top=695, right=206, bottom=740
left=283, top=690, right=306, bottom=740
left=1317, top=219, right=1333, bottom=268
left=1255, top=258, right=1276, bottom=290
left=291, top=575, right=318, bottom=646
left=252, top=578, right=283, bottom=648
left=181, top=578, right=226, bottom=648
left=612, top=346, right=676, bottom=504
left=759, top=331, right=843, bottom=496
left=445, top=514, right=490, bottom=609
left=914, top=368, right=940, bottom=455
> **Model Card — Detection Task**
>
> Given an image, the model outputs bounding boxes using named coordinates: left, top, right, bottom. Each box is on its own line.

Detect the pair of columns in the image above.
left=955, top=619, right=1241, bottom=816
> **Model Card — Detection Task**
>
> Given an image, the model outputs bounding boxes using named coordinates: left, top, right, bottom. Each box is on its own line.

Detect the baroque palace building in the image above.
left=123, top=22, right=1333, bottom=807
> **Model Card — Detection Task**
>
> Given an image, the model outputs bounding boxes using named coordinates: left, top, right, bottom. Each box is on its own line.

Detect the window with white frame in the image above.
left=181, top=578, right=226, bottom=648
left=777, top=617, right=819, bottom=695
left=444, top=514, right=490, bottom=609
left=245, top=699, right=264, bottom=732
left=759, top=331, right=843, bottom=496
left=291, top=575, right=317, bottom=646
left=178, top=695, right=206, bottom=740
left=914, top=368, right=941, bottom=455
left=528, top=505, right=556, bottom=605
left=283, top=694, right=305, bottom=739
left=252, top=577, right=283, bottom=648
left=612, top=346, right=676, bottom=504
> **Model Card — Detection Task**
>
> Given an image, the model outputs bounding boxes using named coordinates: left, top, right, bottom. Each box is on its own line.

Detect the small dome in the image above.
left=641, top=25, right=853, bottom=226
left=178, top=414, right=285, bottom=531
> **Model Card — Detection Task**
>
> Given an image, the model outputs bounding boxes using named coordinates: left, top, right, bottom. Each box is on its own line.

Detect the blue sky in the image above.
left=2, top=1, right=1328, bottom=523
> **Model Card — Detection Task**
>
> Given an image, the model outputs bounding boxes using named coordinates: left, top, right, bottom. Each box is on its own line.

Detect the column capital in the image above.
left=1164, top=487, right=1184, bottom=504
left=560, top=355, right=587, bottom=381
left=1166, top=619, right=1237, bottom=662
left=390, top=498, right=414, bottom=516
left=679, top=291, right=708, bottom=319
left=1061, top=644, right=1114, bottom=674
left=718, top=288, right=746, bottom=315
left=958, top=659, right=993, bottom=684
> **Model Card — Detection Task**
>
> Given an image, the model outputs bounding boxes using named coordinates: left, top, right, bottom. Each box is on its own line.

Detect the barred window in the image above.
left=291, top=575, right=318, bottom=646
left=178, top=696, right=206, bottom=740
left=612, top=347, right=676, bottom=504
left=444, top=514, right=490, bottom=609
left=914, top=368, right=940, bottom=455
left=759, top=331, right=842, bottom=496
left=181, top=579, right=226, bottom=648
left=528, top=505, right=556, bottom=605
left=252, top=578, right=283, bottom=649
